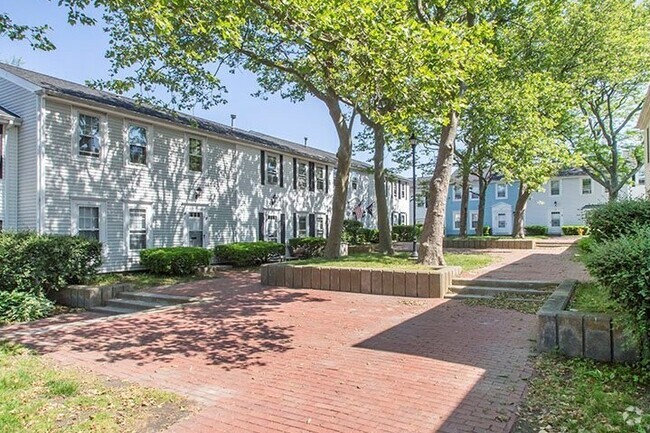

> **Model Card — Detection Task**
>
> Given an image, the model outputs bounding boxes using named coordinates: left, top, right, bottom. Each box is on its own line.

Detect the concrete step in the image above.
left=448, top=285, right=549, bottom=296
left=444, top=293, right=494, bottom=300
left=118, top=291, right=192, bottom=305
left=89, top=305, right=140, bottom=315
left=452, top=278, right=555, bottom=290
left=105, top=298, right=167, bottom=311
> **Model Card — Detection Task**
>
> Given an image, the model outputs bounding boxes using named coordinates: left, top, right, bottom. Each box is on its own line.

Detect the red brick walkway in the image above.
left=1, top=273, right=536, bottom=433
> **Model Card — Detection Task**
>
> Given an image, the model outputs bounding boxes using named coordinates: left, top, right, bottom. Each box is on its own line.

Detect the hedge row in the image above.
left=342, top=220, right=379, bottom=245
left=392, top=225, right=423, bottom=242
left=214, top=242, right=285, bottom=267
left=525, top=225, right=548, bottom=236
left=561, top=225, right=589, bottom=236
left=288, top=237, right=326, bottom=259
left=140, top=247, right=212, bottom=276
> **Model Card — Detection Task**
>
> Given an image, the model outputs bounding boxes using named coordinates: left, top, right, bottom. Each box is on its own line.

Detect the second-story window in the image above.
left=581, top=178, right=592, bottom=195
left=550, top=179, right=561, bottom=196
left=267, top=154, right=279, bottom=185
left=316, top=165, right=325, bottom=191
left=189, top=138, right=203, bottom=172
left=351, top=176, right=358, bottom=190
left=399, top=182, right=406, bottom=199
left=393, top=182, right=398, bottom=199
left=496, top=184, right=507, bottom=199
left=78, top=114, right=101, bottom=157
left=453, top=184, right=462, bottom=201
left=128, top=124, right=147, bottom=165
left=297, top=161, right=308, bottom=190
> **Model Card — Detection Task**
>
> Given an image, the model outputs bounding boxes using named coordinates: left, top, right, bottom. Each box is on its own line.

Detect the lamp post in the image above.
left=410, top=133, right=418, bottom=259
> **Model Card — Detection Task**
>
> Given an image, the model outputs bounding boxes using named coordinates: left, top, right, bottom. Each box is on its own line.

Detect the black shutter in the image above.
left=258, top=212, right=265, bottom=241
left=260, top=150, right=266, bottom=185
left=308, top=162, right=315, bottom=192
left=293, top=158, right=297, bottom=189
left=325, top=165, right=329, bottom=193
left=326, top=215, right=329, bottom=237
left=279, top=155, right=284, bottom=187
left=280, top=213, right=286, bottom=243
left=398, top=181, right=402, bottom=199
left=309, top=213, right=316, bottom=237
left=293, top=213, right=297, bottom=238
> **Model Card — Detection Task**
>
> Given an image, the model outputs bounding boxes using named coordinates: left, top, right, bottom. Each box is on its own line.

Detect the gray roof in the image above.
left=0, top=104, right=20, bottom=119
left=0, top=63, right=399, bottom=176
left=558, top=167, right=587, bottom=177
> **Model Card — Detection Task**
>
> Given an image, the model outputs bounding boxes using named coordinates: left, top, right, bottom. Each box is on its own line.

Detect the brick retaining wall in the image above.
left=261, top=263, right=461, bottom=298
left=537, top=280, right=639, bottom=363
left=50, top=283, right=135, bottom=308
left=443, top=238, right=536, bottom=249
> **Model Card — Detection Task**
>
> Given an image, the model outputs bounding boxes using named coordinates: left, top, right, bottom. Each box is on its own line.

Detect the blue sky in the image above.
left=1, top=0, right=406, bottom=171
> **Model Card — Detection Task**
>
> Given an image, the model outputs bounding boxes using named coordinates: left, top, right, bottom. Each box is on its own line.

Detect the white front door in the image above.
left=549, top=210, right=562, bottom=235
left=492, top=205, right=512, bottom=235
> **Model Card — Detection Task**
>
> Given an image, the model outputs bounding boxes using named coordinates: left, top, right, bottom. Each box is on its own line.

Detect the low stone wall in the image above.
left=348, top=245, right=375, bottom=254
left=261, top=263, right=461, bottom=298
left=537, top=280, right=639, bottom=363
left=444, top=238, right=536, bottom=250
left=49, top=283, right=135, bottom=308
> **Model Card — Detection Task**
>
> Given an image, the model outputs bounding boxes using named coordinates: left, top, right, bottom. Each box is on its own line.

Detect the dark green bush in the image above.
left=288, top=237, right=327, bottom=259
left=483, top=226, right=492, bottom=236
left=585, top=199, right=650, bottom=242
left=525, top=225, right=548, bottom=236
left=343, top=220, right=364, bottom=245
left=0, top=291, right=54, bottom=325
left=391, top=225, right=423, bottom=242
left=359, top=228, right=379, bottom=244
left=584, top=228, right=650, bottom=360
left=561, top=225, right=589, bottom=236
left=0, top=232, right=102, bottom=295
left=213, top=242, right=285, bottom=267
left=576, top=236, right=596, bottom=254
left=140, top=247, right=212, bottom=276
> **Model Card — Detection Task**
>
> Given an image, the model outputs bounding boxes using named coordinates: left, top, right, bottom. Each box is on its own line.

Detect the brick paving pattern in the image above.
left=1, top=271, right=536, bottom=433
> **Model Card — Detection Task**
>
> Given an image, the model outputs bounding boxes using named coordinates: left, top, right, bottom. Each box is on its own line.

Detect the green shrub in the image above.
left=213, top=242, right=285, bottom=267
left=483, top=226, right=492, bottom=236
left=288, top=237, right=327, bottom=259
left=576, top=236, right=596, bottom=254
left=359, top=228, right=379, bottom=244
left=585, top=199, right=650, bottom=242
left=561, top=225, right=589, bottom=236
left=140, top=247, right=212, bottom=276
left=0, top=291, right=54, bottom=325
left=0, top=232, right=102, bottom=295
left=525, top=225, right=548, bottom=236
left=584, top=227, right=650, bottom=360
left=343, top=220, right=364, bottom=245
left=392, top=225, right=422, bottom=242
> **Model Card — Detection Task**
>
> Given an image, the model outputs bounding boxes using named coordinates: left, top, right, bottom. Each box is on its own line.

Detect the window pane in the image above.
left=128, top=125, right=147, bottom=164
left=189, top=138, right=202, bottom=172
left=189, top=155, right=202, bottom=172
left=582, top=179, right=592, bottom=194
left=550, top=180, right=560, bottom=195
left=316, top=166, right=325, bottom=191
left=497, top=184, right=506, bottom=198
left=267, top=155, right=278, bottom=185
left=129, top=233, right=147, bottom=250
left=78, top=114, right=101, bottom=157
left=454, top=185, right=462, bottom=200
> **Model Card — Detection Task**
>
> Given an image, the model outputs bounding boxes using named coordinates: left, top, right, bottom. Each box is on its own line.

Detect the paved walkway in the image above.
left=1, top=272, right=536, bottom=433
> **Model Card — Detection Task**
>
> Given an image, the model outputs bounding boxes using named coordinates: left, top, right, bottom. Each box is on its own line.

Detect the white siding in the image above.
left=0, top=78, right=38, bottom=229
left=0, top=124, right=19, bottom=229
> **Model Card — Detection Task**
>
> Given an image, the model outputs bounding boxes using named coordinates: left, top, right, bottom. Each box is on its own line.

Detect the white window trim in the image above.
left=315, top=213, right=326, bottom=238
left=549, top=179, right=561, bottom=197
left=297, top=160, right=308, bottom=190
left=581, top=178, right=592, bottom=195
left=296, top=213, right=309, bottom=237
left=124, top=120, right=154, bottom=168
left=70, top=108, right=108, bottom=162
left=185, top=133, right=206, bottom=174
left=124, top=202, right=153, bottom=255
left=495, top=183, right=508, bottom=200
left=469, top=183, right=479, bottom=201
left=71, top=200, right=107, bottom=246
left=452, top=185, right=462, bottom=201
left=453, top=211, right=461, bottom=230
left=469, top=211, right=479, bottom=230
left=315, top=164, right=326, bottom=191
left=184, top=206, right=209, bottom=247
left=266, top=153, right=280, bottom=186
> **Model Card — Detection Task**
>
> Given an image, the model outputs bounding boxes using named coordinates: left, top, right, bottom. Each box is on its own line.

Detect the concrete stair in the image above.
left=90, top=291, right=193, bottom=315
left=445, top=278, right=556, bottom=301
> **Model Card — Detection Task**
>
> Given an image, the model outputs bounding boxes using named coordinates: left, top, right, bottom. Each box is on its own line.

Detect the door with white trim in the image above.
left=492, top=204, right=512, bottom=235
left=188, top=211, right=206, bottom=247
left=549, top=210, right=562, bottom=235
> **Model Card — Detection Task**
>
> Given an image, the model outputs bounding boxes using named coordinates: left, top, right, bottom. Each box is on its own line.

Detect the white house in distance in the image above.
left=0, top=64, right=411, bottom=271
left=637, top=84, right=650, bottom=198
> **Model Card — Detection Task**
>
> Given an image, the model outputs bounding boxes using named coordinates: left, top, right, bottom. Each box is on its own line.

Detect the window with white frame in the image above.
left=128, top=124, right=148, bottom=165
left=496, top=183, right=507, bottom=199
left=453, top=184, right=462, bottom=201
left=189, top=138, right=203, bottom=172
left=266, top=215, right=278, bottom=242
left=266, top=154, right=279, bottom=185
left=315, top=165, right=325, bottom=191
left=453, top=212, right=461, bottom=230
left=128, top=208, right=148, bottom=250
left=78, top=114, right=101, bottom=157
left=470, top=212, right=478, bottom=230
left=470, top=184, right=479, bottom=200
left=78, top=206, right=100, bottom=241
left=297, top=214, right=308, bottom=237
left=581, top=178, right=592, bottom=195
left=392, top=182, right=398, bottom=199
left=316, top=215, right=325, bottom=237
left=550, top=179, right=561, bottom=196
left=399, top=182, right=406, bottom=199
left=398, top=213, right=406, bottom=225
left=297, top=161, right=307, bottom=190
left=351, top=176, right=358, bottom=190
left=391, top=212, right=398, bottom=226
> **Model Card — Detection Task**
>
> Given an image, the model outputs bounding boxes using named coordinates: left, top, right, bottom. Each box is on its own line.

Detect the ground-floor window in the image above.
left=297, top=214, right=308, bottom=237
left=470, top=212, right=478, bottom=230
left=129, top=208, right=148, bottom=251
left=398, top=213, right=406, bottom=225
left=78, top=206, right=100, bottom=241
left=315, top=215, right=325, bottom=238
left=453, top=212, right=461, bottom=230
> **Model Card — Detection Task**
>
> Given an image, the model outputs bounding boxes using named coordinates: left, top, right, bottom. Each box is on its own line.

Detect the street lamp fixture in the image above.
left=410, top=133, right=418, bottom=259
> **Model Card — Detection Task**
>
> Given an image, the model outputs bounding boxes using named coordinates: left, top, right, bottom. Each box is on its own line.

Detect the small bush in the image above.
left=140, top=247, right=212, bottom=276
left=213, top=242, right=285, bottom=267
left=576, top=236, right=596, bottom=254
left=288, top=237, right=327, bottom=259
left=585, top=199, right=650, bottom=242
left=483, top=226, right=492, bottom=236
left=359, top=228, right=379, bottom=244
left=0, top=232, right=102, bottom=295
left=561, top=225, right=589, bottom=236
left=584, top=227, right=650, bottom=360
left=343, top=220, right=364, bottom=245
left=0, top=291, right=54, bottom=325
left=392, top=225, right=423, bottom=242
left=525, top=225, right=548, bottom=236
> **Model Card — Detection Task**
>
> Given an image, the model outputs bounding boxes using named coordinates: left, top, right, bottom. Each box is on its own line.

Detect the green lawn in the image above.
left=89, top=272, right=212, bottom=290
left=569, top=281, right=620, bottom=314
left=292, top=252, right=493, bottom=272
left=0, top=341, right=190, bottom=433
left=515, top=353, right=650, bottom=433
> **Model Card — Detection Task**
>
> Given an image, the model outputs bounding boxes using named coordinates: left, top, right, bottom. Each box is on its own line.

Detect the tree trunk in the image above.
left=512, top=183, right=531, bottom=239
left=371, top=123, right=394, bottom=255
left=476, top=177, right=488, bottom=237
left=459, top=169, right=470, bottom=237
left=418, top=110, right=459, bottom=265
left=323, top=97, right=353, bottom=258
